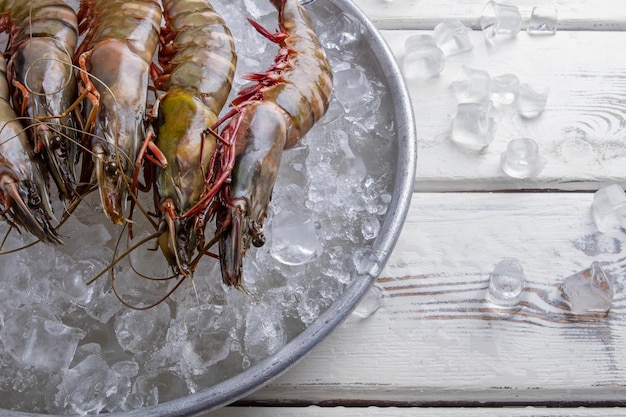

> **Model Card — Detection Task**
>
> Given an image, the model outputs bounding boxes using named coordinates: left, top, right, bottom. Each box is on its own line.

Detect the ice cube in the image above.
left=270, top=209, right=322, bottom=266
left=62, top=259, right=106, bottom=306
left=21, top=316, right=85, bottom=371
left=490, top=73, right=520, bottom=106
left=488, top=258, right=525, bottom=306
left=517, top=83, right=550, bottom=118
left=111, top=360, right=139, bottom=378
left=451, top=101, right=495, bottom=151
left=402, top=34, right=444, bottom=79
left=352, top=285, right=384, bottom=318
left=527, top=7, right=558, bottom=35
left=59, top=355, right=122, bottom=415
left=134, top=370, right=190, bottom=406
left=353, top=248, right=385, bottom=277
left=114, top=302, right=170, bottom=354
left=244, top=304, right=285, bottom=361
left=451, top=66, right=491, bottom=103
left=1, top=308, right=85, bottom=372
left=333, top=66, right=373, bottom=113
left=361, top=216, right=381, bottom=240
left=500, top=138, right=545, bottom=178
left=178, top=306, right=234, bottom=376
left=318, top=12, right=363, bottom=52
left=433, top=20, right=473, bottom=56
left=85, top=290, right=122, bottom=324
left=243, top=0, right=274, bottom=18
left=562, top=261, right=613, bottom=314
left=480, top=1, right=522, bottom=39
left=591, top=184, right=626, bottom=233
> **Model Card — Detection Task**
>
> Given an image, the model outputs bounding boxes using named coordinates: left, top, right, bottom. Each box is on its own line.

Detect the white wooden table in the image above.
left=211, top=1, right=626, bottom=415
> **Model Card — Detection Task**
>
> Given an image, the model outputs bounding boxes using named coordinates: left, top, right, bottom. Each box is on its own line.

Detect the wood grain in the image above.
left=245, top=193, right=626, bottom=405
left=380, top=30, right=626, bottom=191
left=351, top=0, right=626, bottom=30
left=208, top=406, right=626, bottom=417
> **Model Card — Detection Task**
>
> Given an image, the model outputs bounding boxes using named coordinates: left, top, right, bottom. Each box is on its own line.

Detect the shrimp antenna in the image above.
left=85, top=228, right=161, bottom=286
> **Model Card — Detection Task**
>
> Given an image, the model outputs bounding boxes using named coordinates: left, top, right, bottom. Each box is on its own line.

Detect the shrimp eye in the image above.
left=51, top=136, right=63, bottom=149
left=105, top=161, right=118, bottom=176
left=28, top=193, right=41, bottom=209
left=252, top=233, right=265, bottom=248
left=52, top=137, right=68, bottom=158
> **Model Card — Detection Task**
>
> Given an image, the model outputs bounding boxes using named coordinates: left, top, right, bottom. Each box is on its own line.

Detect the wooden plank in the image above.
left=351, top=0, right=626, bottom=30
left=378, top=30, right=626, bottom=191
left=245, top=193, right=626, bottom=404
left=208, top=406, right=626, bottom=417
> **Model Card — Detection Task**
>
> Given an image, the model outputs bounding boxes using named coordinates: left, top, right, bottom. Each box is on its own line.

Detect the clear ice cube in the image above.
left=62, top=259, right=105, bottom=306
left=333, top=66, right=373, bottom=113
left=1, top=308, right=85, bottom=372
left=591, top=184, right=626, bottom=233
left=352, top=285, right=384, bottom=318
left=318, top=12, right=363, bottom=52
left=361, top=216, right=381, bottom=240
left=527, top=7, right=558, bottom=35
left=488, top=258, right=525, bottom=306
left=480, top=1, right=522, bottom=39
left=562, top=261, right=613, bottom=314
left=243, top=0, right=275, bottom=18
left=22, top=317, right=85, bottom=371
left=60, top=355, right=122, bottom=415
left=85, top=290, right=122, bottom=324
left=500, top=138, right=545, bottom=178
left=490, top=73, right=520, bottom=106
left=244, top=305, right=286, bottom=361
left=451, top=66, right=491, bottom=103
left=433, top=20, right=473, bottom=57
left=402, top=34, right=444, bottom=79
left=111, top=360, right=139, bottom=378
left=134, top=370, right=190, bottom=406
left=114, top=302, right=170, bottom=354
left=451, top=101, right=494, bottom=151
left=270, top=209, right=322, bottom=266
left=353, top=248, right=385, bottom=277
left=517, top=83, right=550, bottom=118
left=178, top=306, right=234, bottom=376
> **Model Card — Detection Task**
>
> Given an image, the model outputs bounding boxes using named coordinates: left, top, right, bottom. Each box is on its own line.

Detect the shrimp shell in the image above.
left=217, top=0, right=333, bottom=287
left=0, top=0, right=80, bottom=200
left=75, top=0, right=162, bottom=224
left=144, top=0, right=237, bottom=275
left=0, top=52, right=61, bottom=244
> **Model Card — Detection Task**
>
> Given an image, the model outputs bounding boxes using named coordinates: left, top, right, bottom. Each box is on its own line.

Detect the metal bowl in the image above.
left=7, top=0, right=415, bottom=415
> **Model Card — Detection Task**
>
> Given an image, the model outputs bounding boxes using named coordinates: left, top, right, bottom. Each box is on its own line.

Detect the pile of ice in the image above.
left=0, top=0, right=395, bottom=414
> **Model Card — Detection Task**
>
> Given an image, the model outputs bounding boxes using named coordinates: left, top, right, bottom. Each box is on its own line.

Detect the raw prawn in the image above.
left=216, top=0, right=332, bottom=288
left=0, top=53, right=61, bottom=244
left=137, top=0, right=237, bottom=276
left=0, top=0, right=80, bottom=201
left=75, top=0, right=161, bottom=224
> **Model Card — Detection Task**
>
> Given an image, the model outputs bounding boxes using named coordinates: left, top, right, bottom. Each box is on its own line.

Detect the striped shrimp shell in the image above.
left=149, top=0, right=237, bottom=274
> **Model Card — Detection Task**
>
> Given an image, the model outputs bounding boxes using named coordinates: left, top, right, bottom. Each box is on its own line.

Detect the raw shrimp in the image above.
left=0, top=52, right=61, bottom=244
left=0, top=0, right=80, bottom=201
left=75, top=0, right=161, bottom=224
left=216, top=0, right=332, bottom=288
left=137, top=0, right=237, bottom=276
